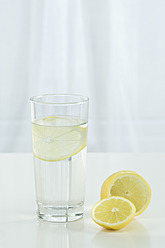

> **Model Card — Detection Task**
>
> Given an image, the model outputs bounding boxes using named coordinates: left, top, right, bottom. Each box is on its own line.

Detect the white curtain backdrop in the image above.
left=0, top=0, right=165, bottom=152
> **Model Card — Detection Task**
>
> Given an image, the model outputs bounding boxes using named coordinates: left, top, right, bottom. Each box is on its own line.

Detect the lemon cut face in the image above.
left=91, top=196, right=136, bottom=230
left=101, top=171, right=151, bottom=216
left=32, top=116, right=87, bottom=162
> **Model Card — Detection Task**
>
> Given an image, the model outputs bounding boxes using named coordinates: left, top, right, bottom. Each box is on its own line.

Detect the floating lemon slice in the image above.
left=101, top=170, right=151, bottom=216
left=91, top=196, right=136, bottom=230
left=32, top=116, right=87, bottom=161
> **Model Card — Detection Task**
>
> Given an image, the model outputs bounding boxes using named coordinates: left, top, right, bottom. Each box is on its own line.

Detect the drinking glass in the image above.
left=30, top=94, right=89, bottom=222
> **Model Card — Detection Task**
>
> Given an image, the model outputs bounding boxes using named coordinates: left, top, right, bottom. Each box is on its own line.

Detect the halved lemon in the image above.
left=91, top=196, right=136, bottom=230
left=32, top=116, right=87, bottom=161
left=101, top=170, right=151, bottom=216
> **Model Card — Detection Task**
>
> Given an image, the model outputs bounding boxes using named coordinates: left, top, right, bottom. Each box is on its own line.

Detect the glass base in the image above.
left=37, top=203, right=84, bottom=222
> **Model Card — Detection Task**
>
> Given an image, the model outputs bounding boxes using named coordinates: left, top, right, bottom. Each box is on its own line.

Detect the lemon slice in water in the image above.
left=32, top=116, right=87, bottom=162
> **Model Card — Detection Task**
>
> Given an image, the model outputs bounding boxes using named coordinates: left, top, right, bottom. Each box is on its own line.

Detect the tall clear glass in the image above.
left=30, top=94, right=89, bottom=222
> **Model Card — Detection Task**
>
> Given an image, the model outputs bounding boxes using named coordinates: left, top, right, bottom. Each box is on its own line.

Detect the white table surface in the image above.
left=0, top=153, right=165, bottom=248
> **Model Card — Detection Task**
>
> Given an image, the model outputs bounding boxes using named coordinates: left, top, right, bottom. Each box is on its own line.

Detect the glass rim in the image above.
left=30, top=94, right=89, bottom=105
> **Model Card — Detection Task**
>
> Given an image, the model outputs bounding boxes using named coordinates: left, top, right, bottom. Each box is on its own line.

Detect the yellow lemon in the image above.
left=91, top=196, right=136, bottom=230
left=101, top=170, right=151, bottom=216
